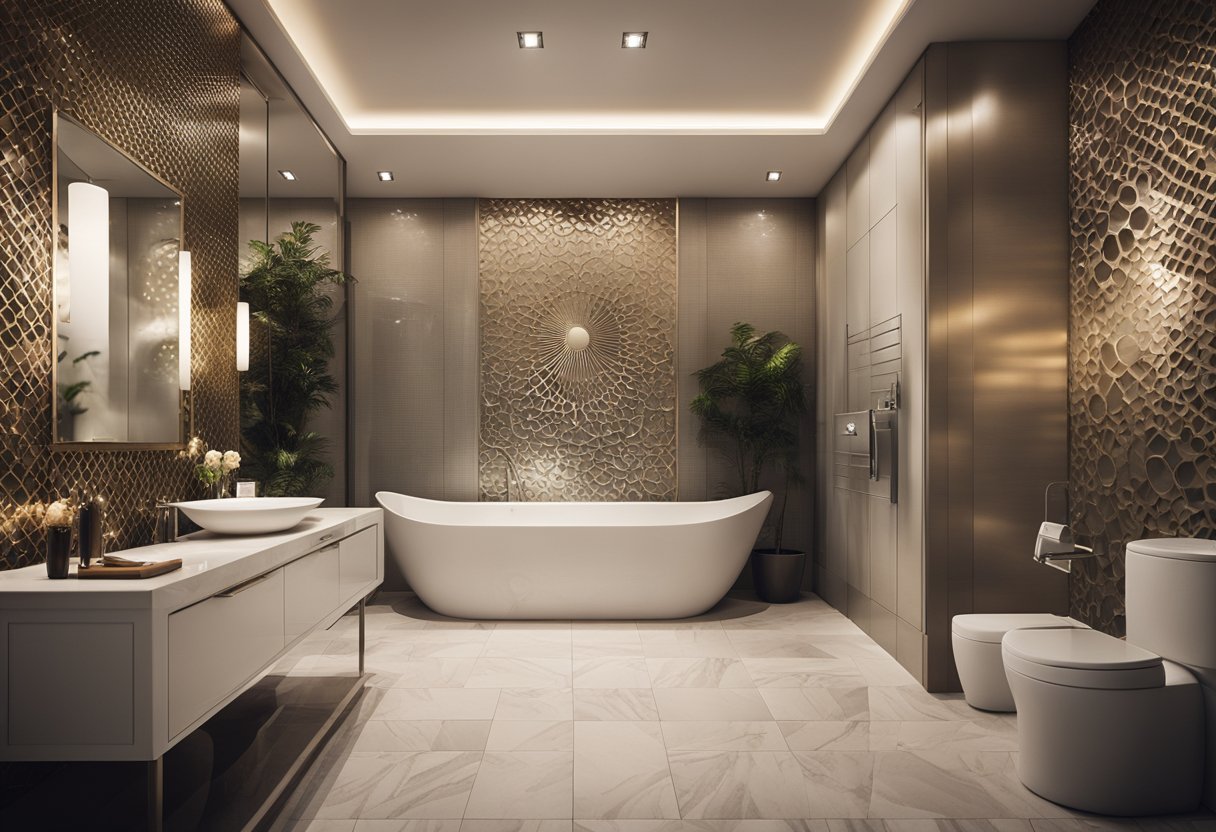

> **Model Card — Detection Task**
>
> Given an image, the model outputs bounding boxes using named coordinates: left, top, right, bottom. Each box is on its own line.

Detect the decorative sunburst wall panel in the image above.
left=478, top=199, right=678, bottom=501
left=1069, top=0, right=1216, bottom=635
left=0, top=1, right=240, bottom=569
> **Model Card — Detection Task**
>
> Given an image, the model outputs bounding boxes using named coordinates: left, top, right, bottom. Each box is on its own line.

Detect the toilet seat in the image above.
left=952, top=613, right=1082, bottom=643
left=1002, top=628, right=1165, bottom=690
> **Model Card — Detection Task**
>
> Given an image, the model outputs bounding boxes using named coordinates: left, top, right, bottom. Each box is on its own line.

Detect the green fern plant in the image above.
left=691, top=322, right=805, bottom=552
left=240, top=221, right=351, bottom=497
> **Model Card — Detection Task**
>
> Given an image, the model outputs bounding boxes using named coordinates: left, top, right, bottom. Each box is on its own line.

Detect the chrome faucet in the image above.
left=485, top=447, right=524, bottom=502
left=153, top=501, right=179, bottom=543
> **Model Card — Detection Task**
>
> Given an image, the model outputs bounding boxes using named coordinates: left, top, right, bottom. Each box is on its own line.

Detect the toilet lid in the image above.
left=951, top=613, right=1084, bottom=644
left=1002, top=628, right=1164, bottom=690
left=1126, top=537, right=1216, bottom=563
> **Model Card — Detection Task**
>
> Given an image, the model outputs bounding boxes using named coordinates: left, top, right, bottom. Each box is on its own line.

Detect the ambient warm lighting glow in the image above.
left=236, top=302, right=250, bottom=372
left=517, top=31, right=543, bottom=49
left=278, top=170, right=297, bottom=181
left=766, top=170, right=782, bottom=182
left=377, top=170, right=394, bottom=181
left=622, top=32, right=647, bottom=49
left=178, top=251, right=192, bottom=392
left=267, top=0, right=912, bottom=135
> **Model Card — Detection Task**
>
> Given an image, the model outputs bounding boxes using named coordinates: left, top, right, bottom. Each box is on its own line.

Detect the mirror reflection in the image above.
left=54, top=112, right=184, bottom=445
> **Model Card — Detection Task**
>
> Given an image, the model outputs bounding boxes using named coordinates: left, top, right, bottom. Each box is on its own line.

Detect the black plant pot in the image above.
left=46, top=526, right=72, bottom=579
left=750, top=548, right=806, bottom=603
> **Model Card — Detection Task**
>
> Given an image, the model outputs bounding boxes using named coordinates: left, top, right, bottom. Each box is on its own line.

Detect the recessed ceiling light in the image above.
left=517, top=31, right=543, bottom=49
left=377, top=170, right=394, bottom=182
left=278, top=170, right=297, bottom=181
left=621, top=32, right=648, bottom=49
left=766, top=170, right=782, bottom=182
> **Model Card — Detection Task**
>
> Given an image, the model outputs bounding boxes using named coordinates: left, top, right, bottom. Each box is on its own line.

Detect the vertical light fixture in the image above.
left=178, top=250, right=192, bottom=391
left=236, top=301, right=249, bottom=371
left=67, top=180, right=110, bottom=339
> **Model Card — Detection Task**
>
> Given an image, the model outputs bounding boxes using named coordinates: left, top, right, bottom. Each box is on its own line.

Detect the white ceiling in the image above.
left=227, top=0, right=1097, bottom=198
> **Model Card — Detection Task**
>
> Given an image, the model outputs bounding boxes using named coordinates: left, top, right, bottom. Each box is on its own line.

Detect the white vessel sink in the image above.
left=172, top=497, right=324, bottom=535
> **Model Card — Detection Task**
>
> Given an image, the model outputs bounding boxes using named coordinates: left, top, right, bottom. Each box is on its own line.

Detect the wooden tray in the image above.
left=77, top=559, right=183, bottom=579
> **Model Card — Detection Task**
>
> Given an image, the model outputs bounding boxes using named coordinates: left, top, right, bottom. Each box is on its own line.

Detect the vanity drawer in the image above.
left=339, top=527, right=378, bottom=602
left=284, top=544, right=340, bottom=640
left=168, top=568, right=285, bottom=739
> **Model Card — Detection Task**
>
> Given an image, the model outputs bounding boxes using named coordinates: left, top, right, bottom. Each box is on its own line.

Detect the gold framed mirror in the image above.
left=52, top=111, right=192, bottom=449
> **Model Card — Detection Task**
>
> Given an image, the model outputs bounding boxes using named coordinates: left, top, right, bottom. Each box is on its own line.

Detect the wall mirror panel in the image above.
left=239, top=35, right=347, bottom=505
left=53, top=112, right=186, bottom=447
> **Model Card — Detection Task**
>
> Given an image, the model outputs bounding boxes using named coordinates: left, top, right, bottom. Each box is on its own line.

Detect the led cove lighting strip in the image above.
left=264, top=0, right=913, bottom=135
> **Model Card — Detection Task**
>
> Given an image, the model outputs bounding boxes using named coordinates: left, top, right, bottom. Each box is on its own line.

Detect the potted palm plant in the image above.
left=240, top=221, right=351, bottom=497
left=691, top=322, right=806, bottom=603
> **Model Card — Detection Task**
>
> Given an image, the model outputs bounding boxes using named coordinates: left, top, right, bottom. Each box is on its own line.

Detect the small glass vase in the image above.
left=46, top=526, right=72, bottom=579
left=211, top=474, right=231, bottom=499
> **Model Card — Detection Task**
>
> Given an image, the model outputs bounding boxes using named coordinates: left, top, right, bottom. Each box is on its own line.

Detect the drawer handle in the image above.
left=319, top=543, right=339, bottom=553
left=319, top=533, right=335, bottom=543
left=216, top=573, right=272, bottom=597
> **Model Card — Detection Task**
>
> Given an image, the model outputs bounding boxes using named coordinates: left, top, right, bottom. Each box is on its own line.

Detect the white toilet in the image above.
left=1002, top=537, right=1216, bottom=816
left=951, top=613, right=1088, bottom=711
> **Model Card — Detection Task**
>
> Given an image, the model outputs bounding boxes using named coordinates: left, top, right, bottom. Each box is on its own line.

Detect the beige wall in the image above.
left=816, top=44, right=1071, bottom=689
left=817, top=63, right=926, bottom=681
left=678, top=199, right=817, bottom=562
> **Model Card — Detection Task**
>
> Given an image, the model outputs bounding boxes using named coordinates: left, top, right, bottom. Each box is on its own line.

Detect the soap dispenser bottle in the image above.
left=77, top=492, right=105, bottom=567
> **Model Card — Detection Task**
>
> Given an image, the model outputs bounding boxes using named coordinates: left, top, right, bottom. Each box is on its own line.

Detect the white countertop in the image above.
left=0, top=507, right=381, bottom=611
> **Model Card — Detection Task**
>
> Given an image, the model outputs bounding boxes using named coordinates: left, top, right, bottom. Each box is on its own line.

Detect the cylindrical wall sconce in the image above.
left=236, top=301, right=249, bottom=371
left=178, top=250, right=192, bottom=391
left=67, top=180, right=110, bottom=346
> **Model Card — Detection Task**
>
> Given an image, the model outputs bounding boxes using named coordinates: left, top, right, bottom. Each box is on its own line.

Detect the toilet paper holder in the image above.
left=1033, top=482, right=1095, bottom=573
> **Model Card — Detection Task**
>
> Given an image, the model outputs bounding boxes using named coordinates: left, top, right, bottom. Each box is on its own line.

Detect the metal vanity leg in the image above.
left=147, top=756, right=163, bottom=832
left=358, top=595, right=366, bottom=675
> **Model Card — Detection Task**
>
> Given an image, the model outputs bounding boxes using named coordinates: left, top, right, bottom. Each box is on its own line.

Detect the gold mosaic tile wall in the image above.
left=478, top=199, right=678, bottom=501
left=0, top=1, right=240, bottom=568
left=1069, top=0, right=1216, bottom=634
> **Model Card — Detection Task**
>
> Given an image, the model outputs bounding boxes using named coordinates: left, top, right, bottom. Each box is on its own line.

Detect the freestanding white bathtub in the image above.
left=375, top=491, right=772, bottom=619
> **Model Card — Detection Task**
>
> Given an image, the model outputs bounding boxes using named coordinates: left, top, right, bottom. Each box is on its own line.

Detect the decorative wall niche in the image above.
left=478, top=199, right=678, bottom=502
left=1069, top=0, right=1216, bottom=634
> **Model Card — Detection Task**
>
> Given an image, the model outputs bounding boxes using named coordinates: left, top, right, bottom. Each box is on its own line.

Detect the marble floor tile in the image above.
left=869, top=751, right=1061, bottom=819
left=484, top=631, right=574, bottom=658
left=570, top=625, right=641, bottom=642
left=724, top=633, right=835, bottom=660
left=791, top=751, right=876, bottom=818
left=667, top=750, right=811, bottom=819
left=1029, top=821, right=1143, bottom=832
left=647, top=658, right=755, bottom=688
left=353, top=720, right=492, bottom=752
left=382, top=658, right=478, bottom=688
left=742, top=659, right=866, bottom=688
left=496, top=688, right=575, bottom=720
left=574, top=822, right=828, bottom=832
left=464, top=751, right=574, bottom=819
left=405, top=640, right=490, bottom=659
left=574, top=721, right=679, bottom=819
left=486, top=720, right=575, bottom=751
left=660, top=721, right=787, bottom=751
left=868, top=687, right=959, bottom=721
left=758, top=688, right=869, bottom=721
left=640, top=630, right=739, bottom=658
left=808, top=637, right=891, bottom=661
left=778, top=721, right=871, bottom=751
left=372, top=689, right=501, bottom=721
left=574, top=688, right=660, bottom=721
left=466, top=658, right=574, bottom=688
left=355, top=822, right=464, bottom=832
left=573, top=657, right=652, bottom=688
left=461, top=822, right=573, bottom=832
left=884, top=822, right=1032, bottom=832
left=285, top=821, right=356, bottom=832
left=653, top=688, right=774, bottom=721
left=894, top=721, right=1019, bottom=752
left=314, top=751, right=481, bottom=819
left=572, top=641, right=646, bottom=659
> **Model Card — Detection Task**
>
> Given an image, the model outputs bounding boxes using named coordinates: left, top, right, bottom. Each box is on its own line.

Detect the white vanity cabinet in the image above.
left=0, top=507, right=382, bottom=764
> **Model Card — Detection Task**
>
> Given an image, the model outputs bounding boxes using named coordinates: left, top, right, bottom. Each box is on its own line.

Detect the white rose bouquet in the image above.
left=195, top=445, right=241, bottom=498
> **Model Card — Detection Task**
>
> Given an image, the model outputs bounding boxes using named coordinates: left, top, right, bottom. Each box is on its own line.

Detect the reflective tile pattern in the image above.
left=275, top=593, right=1214, bottom=829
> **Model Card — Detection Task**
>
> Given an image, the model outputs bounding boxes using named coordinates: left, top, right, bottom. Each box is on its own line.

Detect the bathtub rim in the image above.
left=375, top=489, right=773, bottom=529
